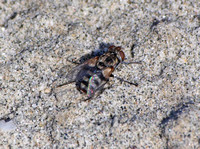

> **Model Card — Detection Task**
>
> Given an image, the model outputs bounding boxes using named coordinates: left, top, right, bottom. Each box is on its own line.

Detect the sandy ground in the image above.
left=0, top=0, right=200, bottom=148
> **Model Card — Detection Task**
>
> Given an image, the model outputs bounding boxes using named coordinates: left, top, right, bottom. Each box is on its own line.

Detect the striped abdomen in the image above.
left=75, top=65, right=106, bottom=95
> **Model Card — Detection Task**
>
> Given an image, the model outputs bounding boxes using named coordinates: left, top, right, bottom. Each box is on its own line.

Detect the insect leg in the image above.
left=111, top=74, right=138, bottom=86
left=122, top=61, right=142, bottom=65
left=55, top=81, right=73, bottom=88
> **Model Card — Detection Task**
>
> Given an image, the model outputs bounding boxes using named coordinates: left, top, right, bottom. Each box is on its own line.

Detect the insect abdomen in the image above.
left=76, top=67, right=106, bottom=97
left=75, top=66, right=96, bottom=93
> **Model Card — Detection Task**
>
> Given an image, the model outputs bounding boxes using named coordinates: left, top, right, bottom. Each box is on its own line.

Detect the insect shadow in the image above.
left=68, top=42, right=113, bottom=64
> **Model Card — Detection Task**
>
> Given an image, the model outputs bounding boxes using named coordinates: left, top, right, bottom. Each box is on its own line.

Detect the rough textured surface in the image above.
left=0, top=0, right=199, bottom=148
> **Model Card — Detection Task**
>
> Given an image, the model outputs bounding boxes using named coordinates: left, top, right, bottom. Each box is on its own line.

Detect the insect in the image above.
left=56, top=45, right=138, bottom=100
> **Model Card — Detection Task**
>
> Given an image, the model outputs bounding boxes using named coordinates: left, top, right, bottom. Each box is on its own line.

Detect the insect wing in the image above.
left=64, top=56, right=99, bottom=85
left=65, top=63, right=87, bottom=83
left=87, top=74, right=99, bottom=97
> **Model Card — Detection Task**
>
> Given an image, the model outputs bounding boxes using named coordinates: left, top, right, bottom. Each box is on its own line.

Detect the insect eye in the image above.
left=119, top=51, right=125, bottom=61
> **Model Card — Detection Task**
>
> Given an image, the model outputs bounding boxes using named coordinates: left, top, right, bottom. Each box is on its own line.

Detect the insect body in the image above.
left=57, top=45, right=133, bottom=100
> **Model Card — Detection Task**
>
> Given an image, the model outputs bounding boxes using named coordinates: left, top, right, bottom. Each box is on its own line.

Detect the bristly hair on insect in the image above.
left=55, top=45, right=139, bottom=101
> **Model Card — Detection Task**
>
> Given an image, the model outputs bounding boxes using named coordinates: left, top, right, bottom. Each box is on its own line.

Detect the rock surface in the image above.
left=0, top=0, right=199, bottom=148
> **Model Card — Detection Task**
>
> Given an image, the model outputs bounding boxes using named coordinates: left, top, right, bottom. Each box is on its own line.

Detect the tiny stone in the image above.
left=44, top=88, right=51, bottom=94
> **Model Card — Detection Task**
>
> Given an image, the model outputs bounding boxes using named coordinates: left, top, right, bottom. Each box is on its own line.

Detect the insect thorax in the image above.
left=96, top=52, right=121, bottom=69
